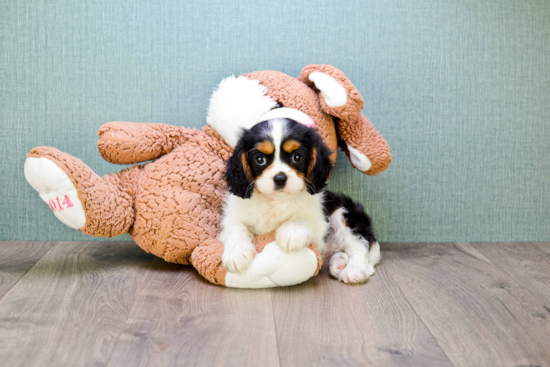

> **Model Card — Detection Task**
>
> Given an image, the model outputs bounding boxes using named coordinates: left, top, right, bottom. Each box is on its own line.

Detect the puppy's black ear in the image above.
left=306, top=137, right=334, bottom=194
left=225, top=145, right=253, bottom=199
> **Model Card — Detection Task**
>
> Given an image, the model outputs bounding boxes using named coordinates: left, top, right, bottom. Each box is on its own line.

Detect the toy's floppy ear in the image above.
left=225, top=140, right=254, bottom=199
left=298, top=64, right=364, bottom=123
left=298, top=64, right=392, bottom=176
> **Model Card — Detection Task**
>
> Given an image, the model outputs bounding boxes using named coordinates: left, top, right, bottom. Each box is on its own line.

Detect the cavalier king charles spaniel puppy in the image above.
left=220, top=117, right=381, bottom=283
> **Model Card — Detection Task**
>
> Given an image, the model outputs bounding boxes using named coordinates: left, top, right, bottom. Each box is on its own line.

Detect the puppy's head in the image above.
left=226, top=118, right=333, bottom=199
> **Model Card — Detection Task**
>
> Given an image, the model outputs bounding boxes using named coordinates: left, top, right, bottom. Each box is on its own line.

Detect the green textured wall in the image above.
left=1, top=0, right=549, bottom=242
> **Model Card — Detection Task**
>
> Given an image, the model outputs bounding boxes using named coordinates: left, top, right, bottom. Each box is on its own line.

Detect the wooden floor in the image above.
left=0, top=241, right=549, bottom=366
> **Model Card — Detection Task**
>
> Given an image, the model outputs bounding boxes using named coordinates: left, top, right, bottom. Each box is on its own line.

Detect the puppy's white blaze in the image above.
left=254, top=119, right=304, bottom=196
left=271, top=118, right=284, bottom=161
left=207, top=76, right=276, bottom=148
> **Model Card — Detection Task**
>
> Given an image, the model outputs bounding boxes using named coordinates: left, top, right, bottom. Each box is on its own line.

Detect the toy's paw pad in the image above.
left=347, top=145, right=373, bottom=173
left=276, top=222, right=312, bottom=252
left=222, top=241, right=256, bottom=273
left=24, top=157, right=86, bottom=230
left=329, top=252, right=349, bottom=279
left=338, top=259, right=375, bottom=284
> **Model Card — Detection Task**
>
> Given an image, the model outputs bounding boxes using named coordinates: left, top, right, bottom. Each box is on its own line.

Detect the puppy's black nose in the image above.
left=273, top=173, right=287, bottom=188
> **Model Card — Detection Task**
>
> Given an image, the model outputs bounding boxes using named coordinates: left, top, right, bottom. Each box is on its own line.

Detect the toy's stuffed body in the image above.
left=24, top=65, right=391, bottom=288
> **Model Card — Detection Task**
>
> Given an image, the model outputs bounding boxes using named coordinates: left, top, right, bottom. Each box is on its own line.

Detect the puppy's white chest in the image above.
left=246, top=199, right=298, bottom=235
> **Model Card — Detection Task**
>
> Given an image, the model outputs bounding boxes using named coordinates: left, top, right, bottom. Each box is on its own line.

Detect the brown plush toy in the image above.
left=24, top=65, right=391, bottom=288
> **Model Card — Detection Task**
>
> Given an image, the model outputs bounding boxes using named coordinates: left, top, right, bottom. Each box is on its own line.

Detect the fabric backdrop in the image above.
left=1, top=0, right=549, bottom=242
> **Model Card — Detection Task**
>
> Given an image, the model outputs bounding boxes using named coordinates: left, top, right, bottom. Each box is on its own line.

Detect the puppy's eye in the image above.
left=255, top=156, right=267, bottom=166
left=292, top=153, right=302, bottom=163
left=275, top=102, right=283, bottom=108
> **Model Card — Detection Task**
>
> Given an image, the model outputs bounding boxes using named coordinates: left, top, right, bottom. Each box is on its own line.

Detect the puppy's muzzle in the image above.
left=273, top=173, right=287, bottom=190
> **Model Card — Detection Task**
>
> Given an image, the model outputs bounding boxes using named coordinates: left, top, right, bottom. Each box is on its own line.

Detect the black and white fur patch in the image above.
left=225, top=118, right=333, bottom=199
left=221, top=117, right=381, bottom=283
left=324, top=191, right=381, bottom=283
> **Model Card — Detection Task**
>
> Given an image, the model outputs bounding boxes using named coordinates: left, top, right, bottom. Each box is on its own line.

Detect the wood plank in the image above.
left=106, top=258, right=280, bottom=367
left=384, top=242, right=550, bottom=367
left=0, top=241, right=154, bottom=367
left=0, top=241, right=54, bottom=300
left=476, top=242, right=550, bottom=306
left=271, top=257, right=453, bottom=367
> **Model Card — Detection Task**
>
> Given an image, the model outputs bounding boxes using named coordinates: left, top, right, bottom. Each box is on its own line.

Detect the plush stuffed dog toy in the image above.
left=24, top=65, right=391, bottom=288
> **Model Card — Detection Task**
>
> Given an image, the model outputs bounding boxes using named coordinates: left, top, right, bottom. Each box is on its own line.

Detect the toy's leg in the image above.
left=25, top=147, right=138, bottom=237
left=191, top=238, right=227, bottom=286
left=97, top=122, right=195, bottom=164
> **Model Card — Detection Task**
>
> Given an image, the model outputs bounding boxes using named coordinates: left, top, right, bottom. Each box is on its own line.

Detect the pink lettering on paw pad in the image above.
left=48, top=195, right=75, bottom=212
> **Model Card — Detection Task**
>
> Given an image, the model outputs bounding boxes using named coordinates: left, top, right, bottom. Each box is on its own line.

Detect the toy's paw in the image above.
left=24, top=157, right=86, bottom=230
left=222, top=241, right=257, bottom=273
left=276, top=222, right=312, bottom=252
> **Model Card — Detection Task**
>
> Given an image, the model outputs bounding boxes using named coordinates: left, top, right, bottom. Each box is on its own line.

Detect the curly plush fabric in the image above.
left=118, top=126, right=232, bottom=264
left=337, top=114, right=393, bottom=175
left=30, top=126, right=232, bottom=265
left=299, top=64, right=365, bottom=124
left=245, top=70, right=339, bottom=162
left=248, top=65, right=392, bottom=175
left=25, top=65, right=391, bottom=287
left=27, top=147, right=137, bottom=237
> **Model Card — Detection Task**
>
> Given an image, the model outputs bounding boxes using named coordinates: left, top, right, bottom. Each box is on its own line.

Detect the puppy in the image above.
left=221, top=117, right=381, bottom=283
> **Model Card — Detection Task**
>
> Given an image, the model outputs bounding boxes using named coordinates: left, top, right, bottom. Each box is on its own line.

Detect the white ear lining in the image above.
left=308, top=72, right=348, bottom=107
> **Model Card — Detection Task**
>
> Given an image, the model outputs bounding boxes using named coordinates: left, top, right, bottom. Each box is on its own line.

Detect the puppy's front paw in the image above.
left=222, top=241, right=256, bottom=273
left=276, top=222, right=312, bottom=252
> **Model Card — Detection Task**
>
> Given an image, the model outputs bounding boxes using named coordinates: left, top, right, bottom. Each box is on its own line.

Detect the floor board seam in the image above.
left=382, top=251, right=457, bottom=367
left=0, top=240, right=56, bottom=305
left=269, top=290, right=284, bottom=367
left=531, top=241, right=550, bottom=256
left=473, top=243, right=526, bottom=286
left=104, top=253, right=156, bottom=367
left=474, top=242, right=550, bottom=308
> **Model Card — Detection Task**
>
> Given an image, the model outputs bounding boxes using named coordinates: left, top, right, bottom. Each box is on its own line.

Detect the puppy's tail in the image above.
left=324, top=191, right=381, bottom=266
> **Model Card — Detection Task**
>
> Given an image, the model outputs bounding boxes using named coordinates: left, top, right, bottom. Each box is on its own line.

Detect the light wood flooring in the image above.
left=0, top=241, right=549, bottom=367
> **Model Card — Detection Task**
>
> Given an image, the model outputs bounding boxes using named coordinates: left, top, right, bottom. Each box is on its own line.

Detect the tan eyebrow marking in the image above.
left=283, top=139, right=301, bottom=153
left=257, top=140, right=275, bottom=155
